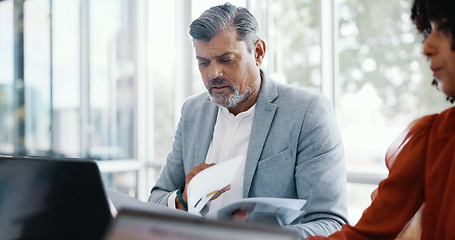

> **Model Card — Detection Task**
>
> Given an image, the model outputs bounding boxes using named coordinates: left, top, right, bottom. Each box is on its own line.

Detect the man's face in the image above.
left=194, top=29, right=261, bottom=109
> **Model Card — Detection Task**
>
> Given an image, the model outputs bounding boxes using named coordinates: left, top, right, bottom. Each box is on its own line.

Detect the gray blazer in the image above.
left=149, top=72, right=348, bottom=238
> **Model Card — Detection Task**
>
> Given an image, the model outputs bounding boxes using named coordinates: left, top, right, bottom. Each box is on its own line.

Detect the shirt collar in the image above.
left=219, top=104, right=256, bottom=122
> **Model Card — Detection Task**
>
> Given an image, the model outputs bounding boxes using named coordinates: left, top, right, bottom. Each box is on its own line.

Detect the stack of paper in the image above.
left=208, top=197, right=307, bottom=225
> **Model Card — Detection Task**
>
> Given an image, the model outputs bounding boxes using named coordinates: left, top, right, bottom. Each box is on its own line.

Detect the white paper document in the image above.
left=186, top=155, right=244, bottom=215
left=207, top=197, right=307, bottom=225
left=105, top=187, right=197, bottom=219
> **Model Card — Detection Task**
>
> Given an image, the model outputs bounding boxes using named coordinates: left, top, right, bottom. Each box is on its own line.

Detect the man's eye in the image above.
left=198, top=62, right=209, bottom=66
left=221, top=58, right=232, bottom=63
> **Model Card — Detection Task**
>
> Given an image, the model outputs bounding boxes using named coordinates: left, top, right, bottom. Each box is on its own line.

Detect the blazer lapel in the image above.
left=192, top=99, right=218, bottom=168
left=243, top=72, right=278, bottom=197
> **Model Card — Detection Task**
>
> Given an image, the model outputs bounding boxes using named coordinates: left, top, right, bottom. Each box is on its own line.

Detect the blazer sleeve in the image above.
left=285, top=94, right=349, bottom=238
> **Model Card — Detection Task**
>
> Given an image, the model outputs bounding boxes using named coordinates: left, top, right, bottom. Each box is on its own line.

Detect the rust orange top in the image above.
left=307, top=106, right=455, bottom=240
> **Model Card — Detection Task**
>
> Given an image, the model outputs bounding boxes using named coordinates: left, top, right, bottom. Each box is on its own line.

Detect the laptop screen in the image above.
left=0, top=156, right=112, bottom=240
left=104, top=209, right=300, bottom=240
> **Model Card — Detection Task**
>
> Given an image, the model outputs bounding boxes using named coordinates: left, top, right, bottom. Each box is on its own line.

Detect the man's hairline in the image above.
left=191, top=27, right=258, bottom=52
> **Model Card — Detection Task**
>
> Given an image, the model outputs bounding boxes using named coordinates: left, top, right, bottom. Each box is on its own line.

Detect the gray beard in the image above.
left=209, top=85, right=255, bottom=108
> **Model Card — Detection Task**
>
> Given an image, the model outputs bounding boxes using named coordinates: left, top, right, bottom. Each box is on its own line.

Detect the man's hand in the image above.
left=232, top=210, right=249, bottom=222
left=209, top=184, right=231, bottom=200
left=175, top=162, right=232, bottom=210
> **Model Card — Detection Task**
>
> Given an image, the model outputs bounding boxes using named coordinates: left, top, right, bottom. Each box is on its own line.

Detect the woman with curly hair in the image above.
left=306, top=0, right=455, bottom=239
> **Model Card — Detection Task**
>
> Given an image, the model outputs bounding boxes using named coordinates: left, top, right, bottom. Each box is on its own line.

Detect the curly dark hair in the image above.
left=411, top=0, right=455, bottom=103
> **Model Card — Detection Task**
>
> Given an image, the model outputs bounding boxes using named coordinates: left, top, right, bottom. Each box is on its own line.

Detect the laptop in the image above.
left=103, top=208, right=300, bottom=240
left=0, top=156, right=112, bottom=240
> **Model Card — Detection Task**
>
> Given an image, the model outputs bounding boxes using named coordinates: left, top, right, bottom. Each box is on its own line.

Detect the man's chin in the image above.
left=209, top=92, right=244, bottom=108
left=213, top=100, right=232, bottom=108
left=210, top=93, right=229, bottom=105
left=211, top=98, right=236, bottom=108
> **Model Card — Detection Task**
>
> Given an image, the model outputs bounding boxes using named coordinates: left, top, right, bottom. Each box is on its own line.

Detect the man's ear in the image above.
left=254, top=39, right=266, bottom=66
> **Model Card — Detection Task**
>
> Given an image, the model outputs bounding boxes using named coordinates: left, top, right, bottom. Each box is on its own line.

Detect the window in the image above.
left=2, top=0, right=449, bottom=222
left=258, top=0, right=451, bottom=223
left=262, top=0, right=321, bottom=91
left=23, top=0, right=52, bottom=155
left=149, top=1, right=176, bottom=163
left=0, top=0, right=14, bottom=154
left=51, top=0, right=81, bottom=156
left=336, top=0, right=451, bottom=222
left=87, top=0, right=135, bottom=160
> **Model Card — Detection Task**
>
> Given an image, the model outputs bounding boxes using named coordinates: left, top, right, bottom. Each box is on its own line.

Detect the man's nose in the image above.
left=208, top=62, right=223, bottom=79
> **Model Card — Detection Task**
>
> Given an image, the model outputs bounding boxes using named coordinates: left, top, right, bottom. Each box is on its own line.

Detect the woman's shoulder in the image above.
left=409, top=106, right=455, bottom=136
left=426, top=106, right=455, bottom=139
left=384, top=113, right=438, bottom=169
left=408, top=113, right=438, bottom=134
left=385, top=107, right=455, bottom=167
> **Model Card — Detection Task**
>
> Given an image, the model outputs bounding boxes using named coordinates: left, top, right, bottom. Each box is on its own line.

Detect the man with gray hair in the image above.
left=149, top=3, right=348, bottom=238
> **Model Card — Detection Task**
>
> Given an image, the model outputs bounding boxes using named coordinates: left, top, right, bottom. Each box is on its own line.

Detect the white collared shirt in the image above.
left=168, top=104, right=255, bottom=213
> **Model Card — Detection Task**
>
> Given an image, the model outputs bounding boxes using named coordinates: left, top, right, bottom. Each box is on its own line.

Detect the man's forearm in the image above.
left=283, top=218, right=344, bottom=239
